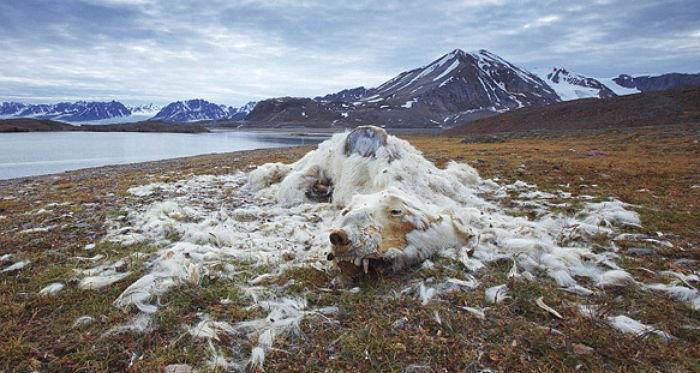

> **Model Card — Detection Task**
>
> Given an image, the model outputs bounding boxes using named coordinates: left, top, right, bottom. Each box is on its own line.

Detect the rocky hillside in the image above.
left=0, top=118, right=75, bottom=132
left=443, top=84, right=700, bottom=136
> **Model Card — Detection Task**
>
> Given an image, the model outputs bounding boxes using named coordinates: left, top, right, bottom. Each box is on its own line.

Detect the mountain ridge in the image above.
left=443, top=84, right=700, bottom=136
left=243, top=49, right=562, bottom=128
left=0, top=99, right=257, bottom=124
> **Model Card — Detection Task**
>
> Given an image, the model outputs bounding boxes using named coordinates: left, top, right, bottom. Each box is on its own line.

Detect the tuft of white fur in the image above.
left=104, top=313, right=152, bottom=335
left=459, top=306, right=487, bottom=319
left=247, top=162, right=293, bottom=192
left=560, top=285, right=595, bottom=296
left=72, top=316, right=96, bottom=328
left=446, top=277, right=479, bottom=289
left=644, top=283, right=699, bottom=310
left=485, top=284, right=510, bottom=304
left=128, top=182, right=172, bottom=197
left=418, top=282, right=437, bottom=305
left=659, top=270, right=699, bottom=287
left=596, top=270, right=636, bottom=288
left=231, top=297, right=338, bottom=369
left=579, top=201, right=641, bottom=229
left=2, top=260, right=30, bottom=272
left=39, top=282, right=64, bottom=295
left=578, top=305, right=674, bottom=341
left=188, top=314, right=236, bottom=341
left=608, top=315, right=674, bottom=341
left=79, top=272, right=131, bottom=290
left=444, top=160, right=481, bottom=186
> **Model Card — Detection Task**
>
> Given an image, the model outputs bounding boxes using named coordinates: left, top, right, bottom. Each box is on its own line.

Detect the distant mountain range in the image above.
left=1, top=49, right=698, bottom=127
left=0, top=101, right=131, bottom=123
left=243, top=49, right=700, bottom=128
left=0, top=100, right=256, bottom=124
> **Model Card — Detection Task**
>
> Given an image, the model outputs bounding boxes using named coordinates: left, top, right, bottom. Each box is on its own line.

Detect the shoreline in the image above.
left=0, top=144, right=314, bottom=185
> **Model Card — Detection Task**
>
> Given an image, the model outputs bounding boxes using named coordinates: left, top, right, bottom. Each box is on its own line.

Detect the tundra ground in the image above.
left=0, top=124, right=698, bottom=372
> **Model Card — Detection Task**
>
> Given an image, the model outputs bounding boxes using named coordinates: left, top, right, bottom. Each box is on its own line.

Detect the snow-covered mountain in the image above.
left=535, top=68, right=617, bottom=100
left=227, top=101, right=257, bottom=120
left=246, top=49, right=561, bottom=127
left=151, top=99, right=257, bottom=122
left=0, top=101, right=131, bottom=122
left=69, top=103, right=164, bottom=124
left=129, top=103, right=162, bottom=117
left=1, top=99, right=257, bottom=123
left=151, top=99, right=229, bottom=122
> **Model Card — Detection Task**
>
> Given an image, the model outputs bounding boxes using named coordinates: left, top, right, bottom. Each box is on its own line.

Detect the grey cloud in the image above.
left=0, top=0, right=698, bottom=105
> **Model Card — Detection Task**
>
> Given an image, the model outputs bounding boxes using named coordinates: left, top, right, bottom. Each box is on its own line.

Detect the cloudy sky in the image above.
left=1, top=0, right=698, bottom=106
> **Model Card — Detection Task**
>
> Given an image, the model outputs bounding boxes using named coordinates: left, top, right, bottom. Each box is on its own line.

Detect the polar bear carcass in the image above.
left=247, top=126, right=638, bottom=288
left=247, top=126, right=487, bottom=275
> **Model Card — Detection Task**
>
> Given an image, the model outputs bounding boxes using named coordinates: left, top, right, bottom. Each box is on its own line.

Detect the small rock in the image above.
left=572, top=343, right=594, bottom=355
left=627, top=248, right=654, bottom=255
left=461, top=135, right=505, bottom=144
left=282, top=252, right=296, bottom=261
left=588, top=151, right=609, bottom=157
left=164, top=364, right=192, bottom=373
left=27, top=238, right=44, bottom=247
left=392, top=317, right=408, bottom=331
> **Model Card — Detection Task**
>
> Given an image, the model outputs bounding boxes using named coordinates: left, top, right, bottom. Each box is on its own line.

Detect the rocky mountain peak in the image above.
left=246, top=49, right=561, bottom=128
